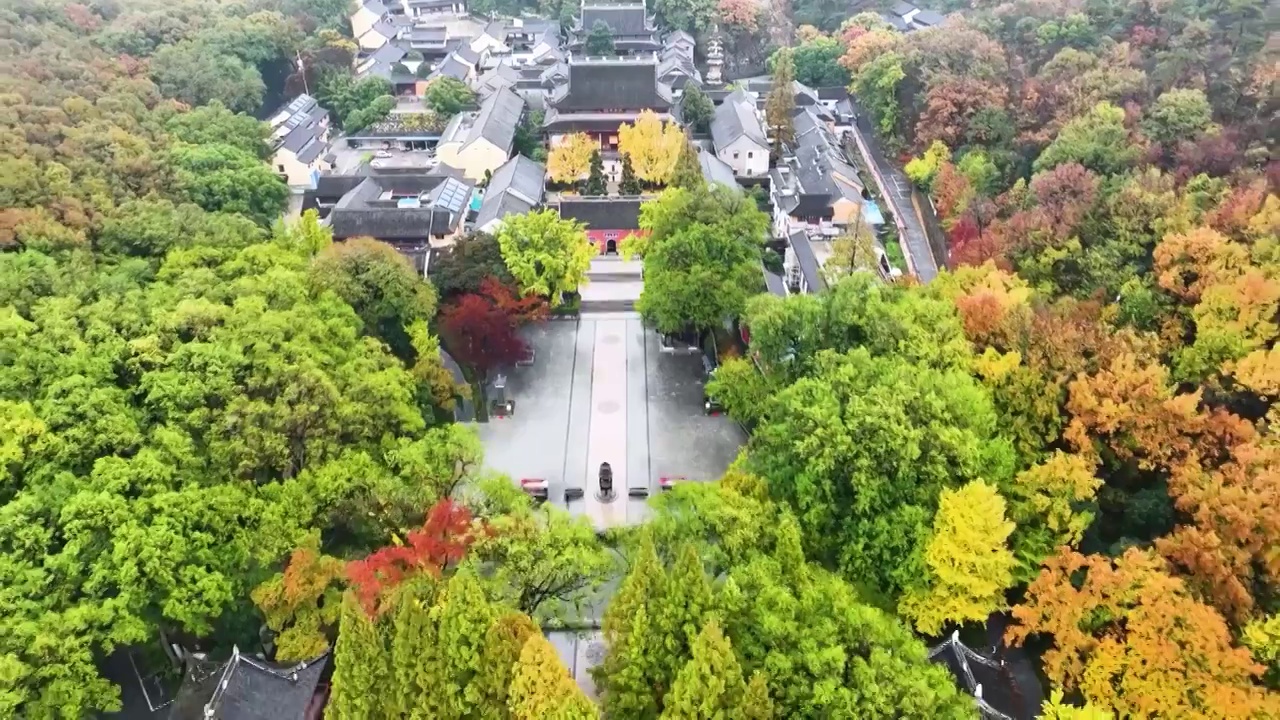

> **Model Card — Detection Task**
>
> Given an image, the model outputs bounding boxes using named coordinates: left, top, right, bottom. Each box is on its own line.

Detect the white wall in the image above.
left=717, top=135, right=768, bottom=176
left=273, top=149, right=330, bottom=189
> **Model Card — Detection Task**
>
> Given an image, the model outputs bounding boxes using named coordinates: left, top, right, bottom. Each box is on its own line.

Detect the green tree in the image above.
left=680, top=84, right=714, bottom=134
left=742, top=672, right=774, bottom=719
left=309, top=237, right=438, bottom=361
left=164, top=102, right=270, bottom=159
left=637, top=223, right=761, bottom=334
left=632, top=183, right=768, bottom=334
left=428, top=231, right=516, bottom=298
left=151, top=40, right=266, bottom=112
left=476, top=612, right=541, bottom=718
left=495, top=209, right=596, bottom=305
left=652, top=544, right=715, bottom=693
left=655, top=0, right=715, bottom=32
left=169, top=142, right=289, bottom=225
left=585, top=19, right=616, bottom=55
left=584, top=149, right=606, bottom=196
left=328, top=595, right=392, bottom=720
left=899, top=480, right=1017, bottom=635
left=748, top=342, right=1014, bottom=598
left=420, top=568, right=498, bottom=719
left=508, top=633, right=599, bottom=719
left=669, top=140, right=704, bottom=190
left=598, top=533, right=667, bottom=718
left=473, top=504, right=616, bottom=617
left=425, top=77, right=477, bottom=117
left=772, top=35, right=849, bottom=87
left=1034, top=102, right=1139, bottom=176
left=317, top=74, right=395, bottom=131
left=904, top=140, right=951, bottom=192
left=852, top=51, right=905, bottom=140
left=1143, top=87, right=1214, bottom=148
left=661, top=619, right=747, bottom=720
left=620, top=153, right=643, bottom=194
left=765, top=48, right=797, bottom=155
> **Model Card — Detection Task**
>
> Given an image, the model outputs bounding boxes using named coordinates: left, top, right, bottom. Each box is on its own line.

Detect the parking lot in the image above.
left=474, top=317, right=746, bottom=528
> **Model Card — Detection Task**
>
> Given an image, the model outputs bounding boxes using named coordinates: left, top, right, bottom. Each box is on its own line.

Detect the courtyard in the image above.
left=473, top=316, right=746, bottom=529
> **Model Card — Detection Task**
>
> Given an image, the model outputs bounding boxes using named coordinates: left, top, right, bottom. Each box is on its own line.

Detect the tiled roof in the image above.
left=580, top=4, right=650, bottom=35
left=329, top=173, right=473, bottom=240
left=710, top=88, right=766, bottom=149
left=476, top=155, right=545, bottom=228
left=788, top=229, right=826, bottom=292
left=550, top=58, right=671, bottom=112
left=557, top=197, right=644, bottom=230
left=452, top=87, right=523, bottom=152
left=169, top=648, right=327, bottom=720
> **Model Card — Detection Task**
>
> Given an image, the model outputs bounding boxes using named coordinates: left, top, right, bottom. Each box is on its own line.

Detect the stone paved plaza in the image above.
left=473, top=316, right=746, bottom=529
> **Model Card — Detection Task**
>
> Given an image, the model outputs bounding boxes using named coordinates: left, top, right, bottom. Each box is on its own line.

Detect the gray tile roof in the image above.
left=169, top=648, right=327, bottom=720
left=788, top=230, right=826, bottom=292
left=763, top=265, right=786, bottom=295
left=888, top=1, right=917, bottom=15
left=368, top=42, right=407, bottom=66
left=477, top=63, right=520, bottom=96
left=461, top=87, right=523, bottom=152
left=271, top=94, right=329, bottom=166
left=710, top=88, right=766, bottom=150
left=330, top=173, right=473, bottom=240
left=557, top=197, right=643, bottom=229
left=476, top=155, right=545, bottom=228
left=912, top=9, right=945, bottom=25
left=362, top=0, right=389, bottom=15
left=455, top=44, right=480, bottom=64
left=432, top=53, right=471, bottom=81
left=580, top=4, right=651, bottom=35
left=550, top=58, right=671, bottom=112
left=699, top=148, right=737, bottom=187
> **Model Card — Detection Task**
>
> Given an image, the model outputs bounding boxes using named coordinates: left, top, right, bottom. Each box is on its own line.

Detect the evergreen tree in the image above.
left=742, top=672, right=775, bottom=720
left=390, top=579, right=440, bottom=718
left=476, top=612, right=541, bottom=720
left=585, top=19, right=616, bottom=55
left=508, top=633, right=599, bottom=719
left=328, top=595, right=392, bottom=720
left=584, top=149, right=606, bottom=196
left=773, top=510, right=810, bottom=591
left=654, top=544, right=714, bottom=693
left=680, top=84, right=715, bottom=134
left=765, top=48, right=796, bottom=157
left=660, top=619, right=747, bottom=720
left=427, top=567, right=499, bottom=719
left=598, top=533, right=666, bottom=718
left=670, top=140, right=705, bottom=190
left=619, top=153, right=643, bottom=195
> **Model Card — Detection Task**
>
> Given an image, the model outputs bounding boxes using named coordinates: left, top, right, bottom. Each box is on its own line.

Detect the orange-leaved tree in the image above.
left=346, top=498, right=480, bottom=615
left=1006, top=547, right=1278, bottom=718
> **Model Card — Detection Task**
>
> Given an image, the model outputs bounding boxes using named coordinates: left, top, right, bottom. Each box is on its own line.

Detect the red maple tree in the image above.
left=441, top=277, right=545, bottom=380
left=346, top=498, right=479, bottom=615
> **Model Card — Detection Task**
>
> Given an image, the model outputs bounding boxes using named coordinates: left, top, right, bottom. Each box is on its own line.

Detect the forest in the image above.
left=1, top=0, right=1278, bottom=717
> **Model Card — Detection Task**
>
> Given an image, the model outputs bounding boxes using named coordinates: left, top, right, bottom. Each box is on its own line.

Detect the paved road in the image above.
left=847, top=100, right=940, bottom=282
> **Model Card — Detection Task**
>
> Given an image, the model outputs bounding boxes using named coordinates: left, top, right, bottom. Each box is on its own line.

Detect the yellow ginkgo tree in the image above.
left=617, top=110, right=684, bottom=184
left=899, top=479, right=1017, bottom=635
left=547, top=132, right=596, bottom=183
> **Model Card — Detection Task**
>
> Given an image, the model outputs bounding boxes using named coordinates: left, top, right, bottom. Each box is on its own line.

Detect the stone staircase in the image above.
left=580, top=257, right=643, bottom=314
